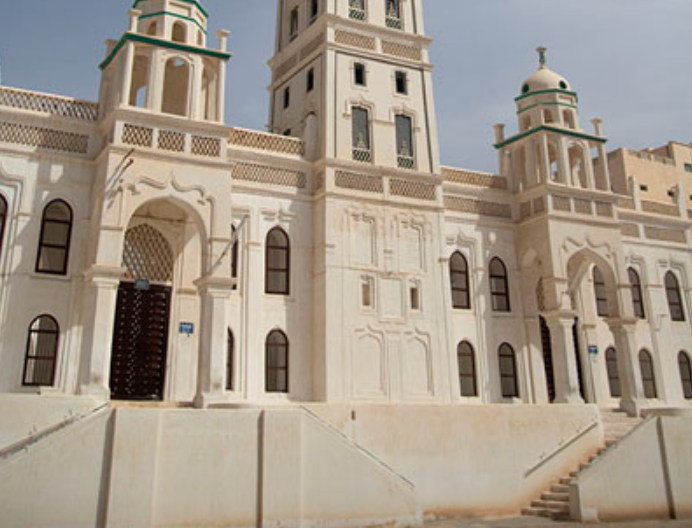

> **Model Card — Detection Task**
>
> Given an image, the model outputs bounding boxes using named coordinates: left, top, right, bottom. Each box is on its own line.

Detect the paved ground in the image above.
left=426, top=517, right=692, bottom=528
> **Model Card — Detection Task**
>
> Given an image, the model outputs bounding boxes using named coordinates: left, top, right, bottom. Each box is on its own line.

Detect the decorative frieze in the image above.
left=441, top=167, right=508, bottom=190
left=444, top=196, right=512, bottom=219
left=0, top=120, right=89, bottom=154
left=390, top=178, right=436, bottom=201
left=229, top=128, right=305, bottom=156
left=233, top=162, right=307, bottom=190
left=334, top=30, right=376, bottom=51
left=0, top=86, right=99, bottom=122
left=335, top=170, right=384, bottom=194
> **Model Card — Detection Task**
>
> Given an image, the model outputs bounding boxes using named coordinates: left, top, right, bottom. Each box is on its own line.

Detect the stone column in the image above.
left=217, top=30, right=230, bottom=124
left=193, top=276, right=235, bottom=408
left=544, top=312, right=584, bottom=404
left=537, top=134, right=551, bottom=186
left=609, top=319, right=646, bottom=417
left=146, top=48, right=164, bottom=112
left=78, top=266, right=124, bottom=398
left=556, top=137, right=570, bottom=185
left=119, top=41, right=136, bottom=108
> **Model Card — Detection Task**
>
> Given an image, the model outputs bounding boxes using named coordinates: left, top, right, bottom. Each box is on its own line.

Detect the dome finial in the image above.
left=537, top=46, right=548, bottom=69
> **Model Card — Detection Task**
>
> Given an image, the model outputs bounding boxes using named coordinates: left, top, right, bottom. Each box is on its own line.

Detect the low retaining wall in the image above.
left=572, top=411, right=692, bottom=522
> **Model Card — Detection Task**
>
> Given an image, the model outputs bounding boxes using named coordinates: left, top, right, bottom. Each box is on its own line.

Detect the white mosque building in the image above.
left=0, top=1, right=690, bottom=527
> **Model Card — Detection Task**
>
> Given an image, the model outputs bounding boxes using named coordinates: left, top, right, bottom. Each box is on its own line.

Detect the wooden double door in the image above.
left=110, top=281, right=172, bottom=401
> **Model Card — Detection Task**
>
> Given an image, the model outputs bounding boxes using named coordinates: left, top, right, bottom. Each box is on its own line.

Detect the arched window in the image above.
left=665, top=272, right=686, bottom=322
left=457, top=341, right=477, bottom=397
left=23, top=315, right=59, bottom=387
left=172, top=21, right=187, bottom=43
left=593, top=267, right=609, bottom=317
left=265, top=227, right=290, bottom=295
left=605, top=347, right=621, bottom=398
left=147, top=21, right=158, bottom=36
left=162, top=58, right=190, bottom=117
left=679, top=352, right=692, bottom=400
left=0, top=194, right=8, bottom=261
left=628, top=268, right=646, bottom=319
left=36, top=200, right=73, bottom=275
left=499, top=343, right=519, bottom=398
left=490, top=258, right=511, bottom=312
left=266, top=330, right=289, bottom=393
left=450, top=252, right=470, bottom=309
left=385, top=0, right=402, bottom=29
left=227, top=329, right=235, bottom=391
left=639, top=350, right=657, bottom=399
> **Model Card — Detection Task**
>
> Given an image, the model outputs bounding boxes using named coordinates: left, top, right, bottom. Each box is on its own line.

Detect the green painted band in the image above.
left=515, top=88, right=579, bottom=103
left=517, top=101, right=578, bottom=115
left=133, top=0, right=209, bottom=19
left=99, top=33, right=231, bottom=70
left=494, top=125, right=607, bottom=149
left=139, top=11, right=207, bottom=35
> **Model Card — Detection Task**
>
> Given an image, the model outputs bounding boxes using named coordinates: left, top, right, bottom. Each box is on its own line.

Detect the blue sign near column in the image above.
left=179, top=322, right=195, bottom=335
left=588, top=345, right=599, bottom=356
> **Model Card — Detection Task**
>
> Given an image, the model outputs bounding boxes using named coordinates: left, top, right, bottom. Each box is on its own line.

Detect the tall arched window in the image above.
left=639, top=350, right=657, bottom=399
left=593, top=267, right=609, bottom=317
left=227, top=329, right=235, bottom=391
left=665, top=272, right=686, bottom=322
left=450, top=252, right=470, bottom=310
left=231, top=225, right=239, bottom=290
left=457, top=341, right=477, bottom=397
left=266, top=330, right=289, bottom=393
left=628, top=268, right=646, bottom=319
left=499, top=343, right=519, bottom=398
left=679, top=352, right=692, bottom=400
left=605, top=347, right=621, bottom=398
left=23, top=315, right=59, bottom=387
left=0, top=194, right=8, bottom=261
left=265, top=227, right=290, bottom=295
left=36, top=200, right=73, bottom=275
left=490, top=258, right=511, bottom=312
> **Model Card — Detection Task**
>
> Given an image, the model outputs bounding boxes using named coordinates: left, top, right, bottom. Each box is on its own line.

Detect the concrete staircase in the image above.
left=522, top=409, right=643, bottom=521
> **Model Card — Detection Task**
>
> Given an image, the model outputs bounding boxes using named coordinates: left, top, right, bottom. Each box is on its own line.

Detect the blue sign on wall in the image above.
left=179, top=322, right=195, bottom=335
left=588, top=345, right=599, bottom=356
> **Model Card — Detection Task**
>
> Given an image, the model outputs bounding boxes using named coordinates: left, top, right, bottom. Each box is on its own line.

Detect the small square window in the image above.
left=640, top=184, right=649, bottom=192
left=685, top=163, right=692, bottom=173
left=361, top=277, right=374, bottom=308
left=354, top=63, right=366, bottom=86
left=283, top=129, right=292, bottom=136
left=283, top=87, right=290, bottom=108
left=668, top=189, right=676, bottom=198
left=395, top=71, right=408, bottom=95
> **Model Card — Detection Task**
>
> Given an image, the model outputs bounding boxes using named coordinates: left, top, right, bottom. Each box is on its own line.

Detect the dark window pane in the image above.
left=490, top=258, right=510, bottom=312
left=352, top=107, right=370, bottom=150
left=23, top=316, right=59, bottom=387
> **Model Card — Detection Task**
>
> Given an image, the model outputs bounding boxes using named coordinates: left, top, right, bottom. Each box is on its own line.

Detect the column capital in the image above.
left=606, top=317, right=639, bottom=333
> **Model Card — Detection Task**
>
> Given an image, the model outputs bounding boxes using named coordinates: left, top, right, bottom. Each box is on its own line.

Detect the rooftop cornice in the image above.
left=495, top=125, right=606, bottom=150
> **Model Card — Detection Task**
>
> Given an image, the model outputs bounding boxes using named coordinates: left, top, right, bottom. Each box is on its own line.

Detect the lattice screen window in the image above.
left=122, top=224, right=174, bottom=283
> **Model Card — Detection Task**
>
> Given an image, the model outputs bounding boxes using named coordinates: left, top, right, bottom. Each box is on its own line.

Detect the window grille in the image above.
left=349, top=0, right=367, bottom=21
left=396, top=114, right=414, bottom=169
left=385, top=0, right=402, bottom=29
left=352, top=107, right=372, bottom=163
left=665, top=272, right=686, bottom=322
left=122, top=224, right=174, bottom=283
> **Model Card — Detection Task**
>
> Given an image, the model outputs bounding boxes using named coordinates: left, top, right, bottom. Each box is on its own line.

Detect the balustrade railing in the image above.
left=0, top=86, right=99, bottom=122
left=352, top=147, right=373, bottom=164
left=397, top=155, right=415, bottom=170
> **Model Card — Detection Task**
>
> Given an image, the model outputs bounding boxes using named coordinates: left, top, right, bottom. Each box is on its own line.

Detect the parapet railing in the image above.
left=0, top=86, right=99, bottom=122
left=229, top=127, right=305, bottom=157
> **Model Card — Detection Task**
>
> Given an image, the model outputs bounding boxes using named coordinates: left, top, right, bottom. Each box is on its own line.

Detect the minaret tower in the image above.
left=98, top=0, right=231, bottom=122
left=268, top=0, right=440, bottom=173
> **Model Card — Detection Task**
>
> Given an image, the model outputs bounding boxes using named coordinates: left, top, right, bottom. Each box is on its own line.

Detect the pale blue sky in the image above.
left=1, top=0, right=690, bottom=172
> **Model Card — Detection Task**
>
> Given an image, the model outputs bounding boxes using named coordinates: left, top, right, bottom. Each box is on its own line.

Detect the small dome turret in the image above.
left=520, top=47, right=572, bottom=96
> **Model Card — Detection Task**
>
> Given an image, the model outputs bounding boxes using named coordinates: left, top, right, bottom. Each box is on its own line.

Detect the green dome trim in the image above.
left=515, top=88, right=578, bottom=103
left=133, top=0, right=208, bottom=19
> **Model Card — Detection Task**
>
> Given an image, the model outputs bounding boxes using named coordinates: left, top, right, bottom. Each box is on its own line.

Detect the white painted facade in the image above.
left=0, top=0, right=691, bottom=418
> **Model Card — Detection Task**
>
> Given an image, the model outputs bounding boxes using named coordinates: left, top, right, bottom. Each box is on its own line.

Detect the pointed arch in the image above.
left=665, top=271, right=686, bottom=322
left=628, top=268, right=646, bottom=319
left=162, top=58, right=190, bottom=117
left=679, top=351, right=692, bottom=400
left=639, top=349, right=657, bottom=399
left=499, top=343, right=519, bottom=398
left=172, top=21, right=187, bottom=43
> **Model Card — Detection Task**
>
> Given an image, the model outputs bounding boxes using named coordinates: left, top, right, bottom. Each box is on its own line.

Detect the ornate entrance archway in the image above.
left=110, top=223, right=174, bottom=401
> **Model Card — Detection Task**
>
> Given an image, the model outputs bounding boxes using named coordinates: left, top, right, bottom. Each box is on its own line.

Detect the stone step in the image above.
left=522, top=506, right=553, bottom=518
left=550, top=484, right=570, bottom=493
left=559, top=476, right=575, bottom=485
left=531, top=500, right=570, bottom=513
left=541, top=491, right=569, bottom=502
